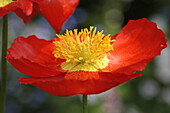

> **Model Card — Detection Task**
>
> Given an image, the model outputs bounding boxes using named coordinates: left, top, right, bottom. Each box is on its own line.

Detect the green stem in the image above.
left=83, top=95, right=88, bottom=113
left=0, top=14, right=8, bottom=113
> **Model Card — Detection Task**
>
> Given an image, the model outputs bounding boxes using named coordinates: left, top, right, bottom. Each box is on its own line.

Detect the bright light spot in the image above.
left=138, top=79, right=160, bottom=100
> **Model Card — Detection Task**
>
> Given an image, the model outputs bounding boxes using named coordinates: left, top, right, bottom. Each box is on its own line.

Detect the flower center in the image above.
left=53, top=26, right=115, bottom=72
left=0, top=0, right=15, bottom=7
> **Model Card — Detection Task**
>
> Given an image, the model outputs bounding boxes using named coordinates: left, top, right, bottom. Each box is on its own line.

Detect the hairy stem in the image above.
left=83, top=95, right=88, bottom=113
left=0, top=14, right=8, bottom=113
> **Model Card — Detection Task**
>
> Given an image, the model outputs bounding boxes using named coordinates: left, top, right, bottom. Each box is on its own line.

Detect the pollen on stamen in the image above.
left=53, top=26, right=115, bottom=70
left=79, top=57, right=83, bottom=60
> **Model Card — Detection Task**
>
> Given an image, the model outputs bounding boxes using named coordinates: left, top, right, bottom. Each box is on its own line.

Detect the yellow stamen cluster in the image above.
left=0, top=0, right=14, bottom=7
left=53, top=26, right=115, bottom=67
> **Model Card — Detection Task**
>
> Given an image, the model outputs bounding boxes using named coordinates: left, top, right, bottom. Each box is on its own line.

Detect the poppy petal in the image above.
left=0, top=0, right=33, bottom=18
left=14, top=2, right=39, bottom=24
left=0, top=2, right=17, bottom=17
left=18, top=71, right=141, bottom=96
left=6, top=35, right=65, bottom=77
left=103, top=18, right=167, bottom=74
left=33, top=0, right=79, bottom=33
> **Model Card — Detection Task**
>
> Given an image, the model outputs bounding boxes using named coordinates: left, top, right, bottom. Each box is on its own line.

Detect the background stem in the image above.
left=0, top=14, right=8, bottom=113
left=83, top=95, right=88, bottom=113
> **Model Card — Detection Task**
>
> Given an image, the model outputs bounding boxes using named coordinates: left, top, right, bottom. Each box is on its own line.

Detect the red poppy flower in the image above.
left=0, top=0, right=79, bottom=32
left=6, top=18, right=167, bottom=97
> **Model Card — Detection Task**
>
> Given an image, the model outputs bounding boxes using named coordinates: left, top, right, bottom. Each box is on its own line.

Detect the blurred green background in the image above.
left=0, top=0, right=170, bottom=113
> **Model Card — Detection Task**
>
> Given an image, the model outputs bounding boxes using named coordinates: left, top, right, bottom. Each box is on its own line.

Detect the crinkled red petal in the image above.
left=6, top=35, right=65, bottom=77
left=0, top=0, right=33, bottom=18
left=14, top=2, right=39, bottom=24
left=7, top=56, right=64, bottom=77
left=33, top=0, right=79, bottom=33
left=18, top=71, right=141, bottom=96
left=0, top=0, right=79, bottom=32
left=102, top=18, right=167, bottom=74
